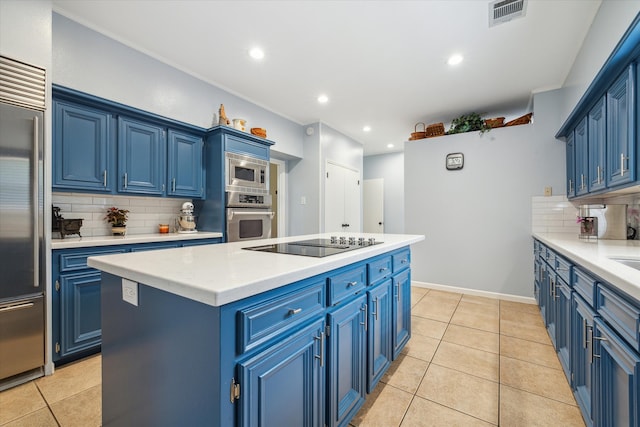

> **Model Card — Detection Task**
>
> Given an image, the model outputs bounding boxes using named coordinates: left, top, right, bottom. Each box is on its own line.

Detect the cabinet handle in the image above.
left=288, top=308, right=302, bottom=315
left=568, top=179, right=573, bottom=194
left=103, top=170, right=107, bottom=187
left=372, top=297, right=379, bottom=321
left=580, top=174, right=585, bottom=190
left=592, top=335, right=608, bottom=359
left=596, top=166, right=601, bottom=184
left=32, top=117, right=39, bottom=288
left=587, top=325, right=593, bottom=364
left=554, top=282, right=561, bottom=299
left=314, top=332, right=325, bottom=367
left=621, top=153, right=627, bottom=177
left=123, top=172, right=128, bottom=189
left=583, top=319, right=589, bottom=349
left=379, top=267, right=388, bottom=273
left=0, top=302, right=34, bottom=313
left=556, top=266, right=569, bottom=272
left=347, top=281, right=358, bottom=288
left=401, top=259, right=408, bottom=264
left=360, top=304, right=367, bottom=331
left=172, top=178, right=176, bottom=193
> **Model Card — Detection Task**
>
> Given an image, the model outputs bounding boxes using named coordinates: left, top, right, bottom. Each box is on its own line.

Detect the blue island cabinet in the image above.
left=99, top=246, right=412, bottom=427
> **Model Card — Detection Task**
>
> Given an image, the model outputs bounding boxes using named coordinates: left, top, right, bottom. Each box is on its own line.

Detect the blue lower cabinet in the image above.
left=367, top=280, right=392, bottom=393
left=572, top=293, right=597, bottom=427
left=327, top=294, right=367, bottom=427
left=238, top=319, right=325, bottom=427
left=392, top=269, right=411, bottom=359
left=555, top=277, right=572, bottom=380
left=593, top=318, right=640, bottom=427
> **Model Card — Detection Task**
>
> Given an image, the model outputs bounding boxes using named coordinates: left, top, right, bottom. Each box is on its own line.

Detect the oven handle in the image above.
left=228, top=210, right=274, bottom=220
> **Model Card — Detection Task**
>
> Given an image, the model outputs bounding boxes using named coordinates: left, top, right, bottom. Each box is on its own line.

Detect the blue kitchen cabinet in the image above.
left=118, top=117, right=166, bottom=195
left=327, top=294, right=367, bottom=427
left=238, top=319, right=325, bottom=427
left=593, top=317, right=640, bottom=427
left=566, top=131, right=576, bottom=198
left=588, top=97, right=607, bottom=192
left=392, top=268, right=411, bottom=359
left=53, top=100, right=113, bottom=192
left=167, top=130, right=203, bottom=198
left=555, top=274, right=573, bottom=380
left=367, top=279, right=392, bottom=393
left=607, top=64, right=636, bottom=188
left=572, top=293, right=597, bottom=427
left=574, top=117, right=589, bottom=196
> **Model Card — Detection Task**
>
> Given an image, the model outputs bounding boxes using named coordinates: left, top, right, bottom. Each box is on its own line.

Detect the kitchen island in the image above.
left=88, top=233, right=424, bottom=427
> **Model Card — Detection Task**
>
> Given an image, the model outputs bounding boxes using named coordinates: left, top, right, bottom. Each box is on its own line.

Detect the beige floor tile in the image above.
left=500, top=335, right=562, bottom=370
left=381, top=354, right=429, bottom=394
left=500, top=299, right=541, bottom=315
left=432, top=341, right=499, bottom=382
left=400, top=396, right=495, bottom=427
left=35, top=354, right=101, bottom=404
left=350, top=380, right=384, bottom=426
left=500, top=317, right=551, bottom=344
left=1, top=407, right=58, bottom=427
left=449, top=310, right=500, bottom=333
left=49, top=384, right=101, bottom=427
left=500, top=385, right=585, bottom=427
left=0, top=382, right=47, bottom=425
left=351, top=383, right=412, bottom=427
left=442, top=324, right=499, bottom=354
left=455, top=301, right=500, bottom=316
left=500, top=307, right=545, bottom=327
left=417, top=364, right=498, bottom=424
left=411, top=316, right=448, bottom=340
left=411, top=287, right=429, bottom=307
left=412, top=297, right=458, bottom=323
left=401, top=334, right=440, bottom=362
left=425, top=289, right=462, bottom=301
left=461, top=294, right=500, bottom=307
left=500, top=356, right=575, bottom=404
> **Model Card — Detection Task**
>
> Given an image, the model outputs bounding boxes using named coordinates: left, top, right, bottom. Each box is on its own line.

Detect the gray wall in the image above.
left=363, top=152, right=404, bottom=234
left=405, top=90, right=565, bottom=298
left=52, top=13, right=304, bottom=159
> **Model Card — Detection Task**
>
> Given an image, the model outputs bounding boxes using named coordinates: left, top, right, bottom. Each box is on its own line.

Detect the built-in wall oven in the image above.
left=225, top=152, right=269, bottom=191
left=226, top=192, right=273, bottom=242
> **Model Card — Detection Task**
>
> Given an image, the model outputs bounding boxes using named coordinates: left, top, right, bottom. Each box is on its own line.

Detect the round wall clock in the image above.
left=446, top=152, right=464, bottom=170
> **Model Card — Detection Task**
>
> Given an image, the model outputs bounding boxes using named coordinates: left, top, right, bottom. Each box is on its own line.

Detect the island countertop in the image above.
left=88, top=233, right=425, bottom=307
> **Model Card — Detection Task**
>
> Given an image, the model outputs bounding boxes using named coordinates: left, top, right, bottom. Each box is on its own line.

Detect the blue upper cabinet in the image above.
left=53, top=100, right=114, bottom=192
left=607, top=64, right=636, bottom=188
left=588, top=97, right=607, bottom=192
left=167, top=130, right=203, bottom=198
left=118, top=117, right=166, bottom=195
left=574, top=117, right=589, bottom=197
left=566, top=132, right=576, bottom=198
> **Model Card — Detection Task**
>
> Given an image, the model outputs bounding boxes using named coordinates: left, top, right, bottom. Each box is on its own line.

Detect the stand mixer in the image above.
left=177, top=202, right=197, bottom=233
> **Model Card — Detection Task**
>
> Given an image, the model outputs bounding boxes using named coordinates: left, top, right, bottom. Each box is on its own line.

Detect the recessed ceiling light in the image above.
left=317, top=94, right=329, bottom=104
left=447, top=54, right=464, bottom=66
left=249, top=47, right=265, bottom=60
left=363, top=126, right=371, bottom=132
left=387, top=144, right=394, bottom=148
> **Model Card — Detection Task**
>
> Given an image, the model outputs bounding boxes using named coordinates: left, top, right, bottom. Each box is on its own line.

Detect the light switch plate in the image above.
left=122, top=279, right=138, bottom=306
left=544, top=186, right=552, bottom=196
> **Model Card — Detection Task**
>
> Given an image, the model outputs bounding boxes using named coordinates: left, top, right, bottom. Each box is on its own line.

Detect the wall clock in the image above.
left=446, top=152, right=464, bottom=170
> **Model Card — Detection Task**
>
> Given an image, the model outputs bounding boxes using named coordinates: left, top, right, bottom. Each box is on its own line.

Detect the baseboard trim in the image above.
left=411, top=281, right=537, bottom=305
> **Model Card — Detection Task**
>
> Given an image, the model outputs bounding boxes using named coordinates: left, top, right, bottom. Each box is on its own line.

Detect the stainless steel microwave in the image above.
left=225, top=152, right=269, bottom=192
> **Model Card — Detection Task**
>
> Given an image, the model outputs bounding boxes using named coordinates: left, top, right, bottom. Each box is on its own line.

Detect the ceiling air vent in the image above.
left=0, top=55, right=46, bottom=111
left=489, top=0, right=527, bottom=27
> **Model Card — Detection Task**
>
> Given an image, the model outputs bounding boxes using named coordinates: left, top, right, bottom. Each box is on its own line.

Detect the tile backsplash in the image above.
left=532, top=195, right=579, bottom=234
left=52, top=193, right=192, bottom=237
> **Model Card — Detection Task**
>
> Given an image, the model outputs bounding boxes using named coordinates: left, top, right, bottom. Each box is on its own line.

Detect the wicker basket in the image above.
left=250, top=127, right=267, bottom=138
left=425, top=122, right=445, bottom=138
left=484, top=117, right=505, bottom=129
left=409, top=122, right=427, bottom=140
left=504, top=113, right=533, bottom=127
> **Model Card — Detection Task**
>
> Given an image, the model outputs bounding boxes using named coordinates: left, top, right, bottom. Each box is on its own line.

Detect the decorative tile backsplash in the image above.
left=531, top=195, right=579, bottom=234
left=51, top=193, right=192, bottom=237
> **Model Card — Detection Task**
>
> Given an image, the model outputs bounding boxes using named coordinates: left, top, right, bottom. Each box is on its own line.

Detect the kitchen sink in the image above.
left=609, top=257, right=640, bottom=271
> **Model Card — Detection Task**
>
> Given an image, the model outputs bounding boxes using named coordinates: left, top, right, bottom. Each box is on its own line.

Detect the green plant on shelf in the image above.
left=446, top=112, right=491, bottom=135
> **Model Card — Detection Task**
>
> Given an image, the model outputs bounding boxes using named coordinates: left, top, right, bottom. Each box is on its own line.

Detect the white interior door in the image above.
left=344, top=168, right=361, bottom=232
left=325, top=162, right=361, bottom=233
left=363, top=178, right=384, bottom=233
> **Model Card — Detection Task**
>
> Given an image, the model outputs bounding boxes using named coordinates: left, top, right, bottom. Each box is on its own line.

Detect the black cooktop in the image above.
left=243, top=238, right=382, bottom=258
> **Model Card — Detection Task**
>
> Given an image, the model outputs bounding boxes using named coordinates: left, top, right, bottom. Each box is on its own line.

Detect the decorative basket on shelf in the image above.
left=425, top=122, right=445, bottom=138
left=504, top=113, right=533, bottom=127
left=409, top=122, right=427, bottom=140
left=484, top=117, right=505, bottom=129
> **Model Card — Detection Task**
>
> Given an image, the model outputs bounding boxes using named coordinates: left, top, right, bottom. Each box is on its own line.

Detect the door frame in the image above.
left=270, top=158, right=287, bottom=237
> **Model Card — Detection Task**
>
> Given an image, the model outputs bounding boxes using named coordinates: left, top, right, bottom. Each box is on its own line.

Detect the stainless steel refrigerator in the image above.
left=0, top=99, right=45, bottom=387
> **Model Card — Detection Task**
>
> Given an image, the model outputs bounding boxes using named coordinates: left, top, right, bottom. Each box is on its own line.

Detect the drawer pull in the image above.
left=347, top=281, right=358, bottom=288
left=379, top=267, right=389, bottom=273
left=360, top=304, right=367, bottom=331
left=592, top=335, right=608, bottom=359
left=556, top=266, right=569, bottom=272
left=400, top=259, right=408, bottom=264
left=314, top=332, right=325, bottom=367
left=288, top=308, right=302, bottom=315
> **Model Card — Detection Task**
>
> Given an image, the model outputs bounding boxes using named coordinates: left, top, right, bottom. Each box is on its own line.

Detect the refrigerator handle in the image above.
left=32, top=115, right=39, bottom=288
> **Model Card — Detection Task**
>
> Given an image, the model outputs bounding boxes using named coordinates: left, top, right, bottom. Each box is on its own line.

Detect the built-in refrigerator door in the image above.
left=0, top=296, right=44, bottom=380
left=0, top=103, right=43, bottom=300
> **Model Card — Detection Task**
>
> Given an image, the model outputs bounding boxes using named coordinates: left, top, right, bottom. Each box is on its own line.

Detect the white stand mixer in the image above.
left=177, top=202, right=197, bottom=233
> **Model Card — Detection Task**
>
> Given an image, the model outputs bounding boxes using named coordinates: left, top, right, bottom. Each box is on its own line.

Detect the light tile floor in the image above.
left=0, top=286, right=586, bottom=427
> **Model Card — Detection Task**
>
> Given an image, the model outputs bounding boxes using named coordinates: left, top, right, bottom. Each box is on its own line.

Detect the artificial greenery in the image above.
left=446, top=112, right=491, bottom=135
left=104, top=207, right=130, bottom=226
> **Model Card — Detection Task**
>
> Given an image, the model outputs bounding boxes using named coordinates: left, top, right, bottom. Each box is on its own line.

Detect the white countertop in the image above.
left=87, top=233, right=425, bottom=307
left=533, top=233, right=640, bottom=301
left=51, top=232, right=223, bottom=250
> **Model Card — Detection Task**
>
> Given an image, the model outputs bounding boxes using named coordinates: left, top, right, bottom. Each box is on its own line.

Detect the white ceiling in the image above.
left=52, top=0, right=601, bottom=156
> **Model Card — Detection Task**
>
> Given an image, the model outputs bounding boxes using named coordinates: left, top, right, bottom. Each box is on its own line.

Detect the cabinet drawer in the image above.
left=58, top=247, right=127, bottom=272
left=238, top=280, right=325, bottom=354
left=368, top=256, right=392, bottom=285
left=555, top=256, right=572, bottom=285
left=392, top=248, right=410, bottom=273
left=572, top=267, right=597, bottom=307
left=543, top=248, right=556, bottom=267
left=130, top=242, right=180, bottom=252
left=328, top=265, right=367, bottom=306
left=596, top=285, right=640, bottom=352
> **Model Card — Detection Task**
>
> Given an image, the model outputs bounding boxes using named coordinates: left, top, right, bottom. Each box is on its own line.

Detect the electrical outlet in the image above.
left=122, top=279, right=138, bottom=306
left=544, top=186, right=552, bottom=196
